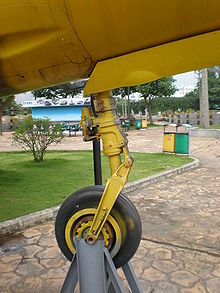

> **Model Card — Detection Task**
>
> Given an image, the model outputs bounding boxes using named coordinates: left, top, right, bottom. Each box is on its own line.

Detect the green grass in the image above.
left=198, top=124, right=220, bottom=129
left=146, top=123, right=163, bottom=128
left=0, top=151, right=193, bottom=222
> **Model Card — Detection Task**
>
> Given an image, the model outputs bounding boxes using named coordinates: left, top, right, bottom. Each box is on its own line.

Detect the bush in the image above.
left=116, top=96, right=200, bottom=116
left=12, top=117, right=64, bottom=162
left=151, top=96, right=199, bottom=113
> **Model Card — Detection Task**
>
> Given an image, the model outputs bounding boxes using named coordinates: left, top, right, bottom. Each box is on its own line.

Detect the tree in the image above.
left=206, top=70, right=220, bottom=109
left=137, top=77, right=176, bottom=123
left=32, top=81, right=86, bottom=100
left=113, top=86, right=137, bottom=118
left=186, top=68, right=220, bottom=109
left=12, top=117, right=64, bottom=162
left=0, top=96, right=14, bottom=135
left=113, top=87, right=127, bottom=117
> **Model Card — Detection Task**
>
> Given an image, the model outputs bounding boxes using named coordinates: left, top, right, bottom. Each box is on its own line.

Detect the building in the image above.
left=22, top=97, right=90, bottom=123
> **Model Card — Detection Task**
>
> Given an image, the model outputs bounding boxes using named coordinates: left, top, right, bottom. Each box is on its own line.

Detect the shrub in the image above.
left=12, top=117, right=64, bottom=162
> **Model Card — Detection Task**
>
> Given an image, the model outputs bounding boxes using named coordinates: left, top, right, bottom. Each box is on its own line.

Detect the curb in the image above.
left=0, top=158, right=199, bottom=236
left=124, top=157, right=199, bottom=193
left=190, top=128, right=220, bottom=139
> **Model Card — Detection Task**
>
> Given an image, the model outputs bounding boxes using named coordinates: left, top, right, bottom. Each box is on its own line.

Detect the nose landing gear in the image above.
left=55, top=91, right=142, bottom=292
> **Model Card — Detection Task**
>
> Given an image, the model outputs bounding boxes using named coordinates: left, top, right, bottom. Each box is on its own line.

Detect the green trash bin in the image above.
left=136, top=119, right=141, bottom=129
left=175, top=133, right=189, bottom=154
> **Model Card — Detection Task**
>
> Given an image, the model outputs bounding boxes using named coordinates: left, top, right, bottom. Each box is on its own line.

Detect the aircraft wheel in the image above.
left=55, top=185, right=142, bottom=268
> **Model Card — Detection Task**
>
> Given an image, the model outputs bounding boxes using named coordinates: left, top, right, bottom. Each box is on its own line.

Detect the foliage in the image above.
left=116, top=68, right=220, bottom=115
left=185, top=70, right=220, bottom=109
left=0, top=151, right=192, bottom=222
left=206, top=71, right=220, bottom=108
left=32, top=82, right=83, bottom=100
left=137, top=77, right=176, bottom=122
left=113, top=86, right=139, bottom=117
left=12, top=117, right=64, bottom=162
left=3, top=99, right=31, bottom=116
left=117, top=96, right=199, bottom=115
left=112, top=86, right=137, bottom=98
left=114, top=78, right=176, bottom=119
left=117, top=99, right=146, bottom=115
left=0, top=96, right=15, bottom=135
left=137, top=77, right=177, bottom=99
left=151, top=96, right=199, bottom=113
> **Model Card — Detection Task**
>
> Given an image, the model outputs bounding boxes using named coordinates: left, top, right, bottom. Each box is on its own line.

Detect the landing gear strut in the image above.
left=55, top=91, right=142, bottom=292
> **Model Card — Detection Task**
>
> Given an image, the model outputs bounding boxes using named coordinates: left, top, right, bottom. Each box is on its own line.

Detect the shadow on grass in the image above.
left=17, top=158, right=71, bottom=168
left=0, top=168, right=22, bottom=185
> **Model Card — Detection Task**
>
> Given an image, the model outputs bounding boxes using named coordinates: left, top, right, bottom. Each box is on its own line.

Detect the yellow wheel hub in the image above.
left=65, top=208, right=121, bottom=258
left=75, top=220, right=110, bottom=247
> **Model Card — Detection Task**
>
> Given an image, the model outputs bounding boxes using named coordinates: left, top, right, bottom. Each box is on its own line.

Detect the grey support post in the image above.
left=77, top=239, right=107, bottom=293
left=60, top=255, right=78, bottom=293
left=60, top=238, right=143, bottom=293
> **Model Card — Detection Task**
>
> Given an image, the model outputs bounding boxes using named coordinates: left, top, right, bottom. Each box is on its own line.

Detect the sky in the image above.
left=174, top=71, right=196, bottom=89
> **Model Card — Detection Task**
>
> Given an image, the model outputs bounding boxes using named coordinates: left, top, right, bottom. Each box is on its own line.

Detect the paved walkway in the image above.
left=0, top=127, right=219, bottom=156
left=0, top=129, right=220, bottom=292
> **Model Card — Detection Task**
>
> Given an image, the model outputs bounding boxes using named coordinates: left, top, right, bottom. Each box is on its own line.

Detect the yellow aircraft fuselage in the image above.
left=0, top=0, right=220, bottom=97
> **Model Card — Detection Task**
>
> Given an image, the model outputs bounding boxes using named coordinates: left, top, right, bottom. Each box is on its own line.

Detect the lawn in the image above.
left=198, top=124, right=220, bottom=129
left=0, top=151, right=193, bottom=222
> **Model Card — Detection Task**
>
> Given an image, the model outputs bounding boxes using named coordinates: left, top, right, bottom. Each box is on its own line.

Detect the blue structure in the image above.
left=22, top=97, right=90, bottom=122
left=32, top=105, right=84, bottom=122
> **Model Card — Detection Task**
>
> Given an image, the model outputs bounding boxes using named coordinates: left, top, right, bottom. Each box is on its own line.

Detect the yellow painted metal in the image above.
left=80, top=91, right=133, bottom=242
left=1, top=1, right=220, bottom=96
left=163, top=134, right=176, bottom=153
left=84, top=30, right=220, bottom=95
left=141, top=120, right=147, bottom=129
left=81, top=91, right=127, bottom=158
left=109, top=155, right=122, bottom=175
left=65, top=208, right=122, bottom=258
left=76, top=220, right=110, bottom=247
left=86, top=147, right=132, bottom=243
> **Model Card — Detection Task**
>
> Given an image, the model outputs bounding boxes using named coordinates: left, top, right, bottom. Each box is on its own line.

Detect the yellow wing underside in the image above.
left=0, top=0, right=220, bottom=97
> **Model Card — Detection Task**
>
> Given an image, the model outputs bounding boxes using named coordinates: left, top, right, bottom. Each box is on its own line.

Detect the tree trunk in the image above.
left=124, top=95, right=127, bottom=118
left=144, top=96, right=148, bottom=119
left=121, top=97, right=124, bottom=117
left=148, top=97, right=153, bottom=124
left=127, top=87, right=130, bottom=118
left=0, top=108, right=3, bottom=135
left=200, top=68, right=210, bottom=128
left=144, top=96, right=153, bottom=124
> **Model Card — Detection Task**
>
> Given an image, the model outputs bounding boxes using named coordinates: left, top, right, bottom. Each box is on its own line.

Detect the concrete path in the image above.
left=0, top=129, right=220, bottom=292
left=0, top=127, right=218, bottom=156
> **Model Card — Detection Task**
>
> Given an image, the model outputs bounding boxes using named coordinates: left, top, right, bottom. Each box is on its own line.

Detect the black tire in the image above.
left=55, top=185, right=142, bottom=268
